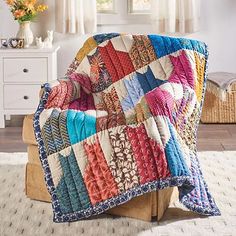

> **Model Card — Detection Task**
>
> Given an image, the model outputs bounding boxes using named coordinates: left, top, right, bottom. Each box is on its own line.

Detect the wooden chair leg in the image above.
left=151, top=191, right=157, bottom=217
left=156, top=187, right=179, bottom=221
left=107, top=192, right=153, bottom=222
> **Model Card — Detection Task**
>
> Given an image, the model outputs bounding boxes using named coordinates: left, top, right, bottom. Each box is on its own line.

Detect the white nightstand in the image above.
left=0, top=46, right=60, bottom=128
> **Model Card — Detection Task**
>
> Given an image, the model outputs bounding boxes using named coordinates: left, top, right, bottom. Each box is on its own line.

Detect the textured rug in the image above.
left=0, top=152, right=235, bottom=236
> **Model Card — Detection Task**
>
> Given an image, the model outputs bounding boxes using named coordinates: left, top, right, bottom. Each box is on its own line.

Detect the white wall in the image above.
left=1, top=0, right=236, bottom=78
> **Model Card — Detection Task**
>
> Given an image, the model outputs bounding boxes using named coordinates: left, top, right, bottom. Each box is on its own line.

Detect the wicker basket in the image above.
left=201, top=83, right=236, bottom=123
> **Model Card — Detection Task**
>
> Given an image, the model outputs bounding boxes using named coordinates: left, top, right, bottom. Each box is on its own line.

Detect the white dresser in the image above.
left=0, top=46, right=60, bottom=128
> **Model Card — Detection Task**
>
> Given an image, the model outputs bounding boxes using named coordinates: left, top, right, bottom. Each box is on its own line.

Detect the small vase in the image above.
left=16, top=21, right=34, bottom=48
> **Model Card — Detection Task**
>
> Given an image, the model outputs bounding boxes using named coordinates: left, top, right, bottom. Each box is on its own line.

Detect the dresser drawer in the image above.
left=3, top=57, right=48, bottom=83
left=4, top=85, right=40, bottom=109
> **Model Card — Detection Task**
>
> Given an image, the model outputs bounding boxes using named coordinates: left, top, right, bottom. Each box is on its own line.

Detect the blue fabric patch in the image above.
left=55, top=149, right=91, bottom=214
left=93, top=33, right=120, bottom=44
left=55, top=175, right=74, bottom=213
left=164, top=119, right=190, bottom=177
left=137, top=66, right=166, bottom=94
left=121, top=74, right=144, bottom=111
left=67, top=150, right=91, bottom=209
left=57, top=152, right=82, bottom=213
left=148, top=35, right=207, bottom=58
left=136, top=69, right=153, bottom=94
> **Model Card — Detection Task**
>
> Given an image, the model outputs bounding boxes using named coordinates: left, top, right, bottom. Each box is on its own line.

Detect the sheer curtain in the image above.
left=150, top=0, right=200, bottom=34
left=55, top=0, right=97, bottom=34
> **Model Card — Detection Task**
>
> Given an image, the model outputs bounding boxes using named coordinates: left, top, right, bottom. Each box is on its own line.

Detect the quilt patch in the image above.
left=34, top=33, right=220, bottom=222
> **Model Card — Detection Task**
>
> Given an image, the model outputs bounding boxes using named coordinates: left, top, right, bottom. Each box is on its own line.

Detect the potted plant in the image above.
left=5, top=0, right=48, bottom=48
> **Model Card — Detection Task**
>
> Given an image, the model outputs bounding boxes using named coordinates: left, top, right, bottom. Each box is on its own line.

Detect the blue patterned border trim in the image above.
left=178, top=44, right=220, bottom=216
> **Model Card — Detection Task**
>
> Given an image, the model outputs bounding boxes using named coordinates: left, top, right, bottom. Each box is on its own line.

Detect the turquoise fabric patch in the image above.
left=66, top=110, right=78, bottom=145
left=67, top=110, right=96, bottom=144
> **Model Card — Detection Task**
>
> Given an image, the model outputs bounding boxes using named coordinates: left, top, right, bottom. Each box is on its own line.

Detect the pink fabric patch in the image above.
left=168, top=51, right=195, bottom=89
left=145, top=87, right=174, bottom=122
left=70, top=73, right=92, bottom=94
left=69, top=88, right=95, bottom=111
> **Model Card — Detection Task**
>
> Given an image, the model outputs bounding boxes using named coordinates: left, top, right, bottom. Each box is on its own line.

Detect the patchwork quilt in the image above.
left=34, top=33, right=220, bottom=222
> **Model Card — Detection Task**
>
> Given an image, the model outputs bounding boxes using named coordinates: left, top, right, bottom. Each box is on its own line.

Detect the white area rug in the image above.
left=0, top=152, right=236, bottom=236
left=0, top=152, right=27, bottom=165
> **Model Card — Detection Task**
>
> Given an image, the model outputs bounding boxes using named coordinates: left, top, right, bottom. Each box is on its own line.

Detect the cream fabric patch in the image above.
left=121, top=34, right=134, bottom=52
left=47, top=152, right=62, bottom=188
left=111, top=36, right=128, bottom=52
left=72, top=142, right=88, bottom=177
left=59, top=146, right=72, bottom=157
left=156, top=56, right=174, bottom=81
left=39, top=108, right=54, bottom=129
left=154, top=116, right=171, bottom=147
left=160, top=82, right=184, bottom=101
left=97, top=129, right=113, bottom=165
left=144, top=117, right=163, bottom=146
left=75, top=55, right=90, bottom=76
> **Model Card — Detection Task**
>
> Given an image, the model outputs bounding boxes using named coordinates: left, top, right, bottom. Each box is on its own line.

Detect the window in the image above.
left=128, top=0, right=151, bottom=14
left=97, top=0, right=115, bottom=13
left=97, top=0, right=151, bottom=25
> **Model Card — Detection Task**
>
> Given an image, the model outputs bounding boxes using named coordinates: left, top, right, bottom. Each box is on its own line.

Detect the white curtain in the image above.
left=150, top=0, right=200, bottom=34
left=55, top=0, right=97, bottom=34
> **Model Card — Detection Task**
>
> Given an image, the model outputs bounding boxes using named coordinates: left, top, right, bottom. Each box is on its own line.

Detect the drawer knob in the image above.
left=23, top=68, right=29, bottom=73
left=23, top=95, right=29, bottom=100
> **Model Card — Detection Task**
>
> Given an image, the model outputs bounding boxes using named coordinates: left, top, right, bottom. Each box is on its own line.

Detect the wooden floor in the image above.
left=0, top=116, right=236, bottom=152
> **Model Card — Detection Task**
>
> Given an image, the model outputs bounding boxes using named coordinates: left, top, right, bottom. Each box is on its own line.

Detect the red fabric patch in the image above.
left=116, top=50, right=135, bottom=76
left=99, top=41, right=135, bottom=82
left=99, top=45, right=119, bottom=82
left=45, top=81, right=72, bottom=110
left=127, top=124, right=170, bottom=184
left=149, top=138, right=171, bottom=179
left=83, top=137, right=119, bottom=205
